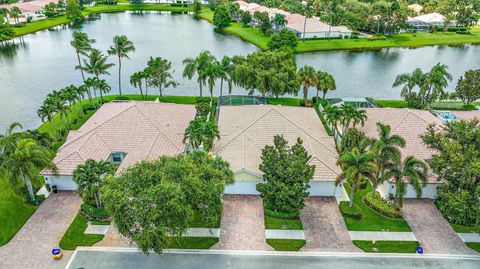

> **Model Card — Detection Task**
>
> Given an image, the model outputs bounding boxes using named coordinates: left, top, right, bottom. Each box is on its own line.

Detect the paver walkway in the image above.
left=85, top=224, right=110, bottom=235
left=402, top=199, right=478, bottom=255
left=300, top=197, right=360, bottom=252
left=0, top=191, right=82, bottom=269
left=213, top=195, right=272, bottom=250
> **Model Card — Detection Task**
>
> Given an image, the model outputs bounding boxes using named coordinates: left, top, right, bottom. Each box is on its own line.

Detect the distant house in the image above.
left=41, top=101, right=196, bottom=190
left=408, top=12, right=449, bottom=31
left=235, top=0, right=352, bottom=39
left=214, top=105, right=343, bottom=198
left=286, top=18, right=353, bottom=39
left=355, top=108, right=445, bottom=199
left=0, top=0, right=60, bottom=23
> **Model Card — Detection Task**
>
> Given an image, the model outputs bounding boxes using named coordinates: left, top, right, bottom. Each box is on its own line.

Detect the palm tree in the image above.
left=183, top=50, right=215, bottom=97
left=62, top=85, right=82, bottom=119
left=51, top=96, right=70, bottom=130
left=0, top=122, right=23, bottom=162
left=421, top=63, right=452, bottom=105
left=71, top=32, right=96, bottom=82
left=273, top=13, right=286, bottom=32
left=183, top=118, right=220, bottom=151
left=1, top=138, right=57, bottom=202
left=316, top=71, right=336, bottom=99
left=324, top=105, right=342, bottom=136
left=107, top=35, right=136, bottom=96
left=95, top=79, right=111, bottom=103
left=37, top=102, right=58, bottom=137
left=393, top=68, right=424, bottom=101
left=130, top=71, right=144, bottom=100
left=9, top=7, right=21, bottom=24
left=336, top=148, right=377, bottom=208
left=383, top=156, right=428, bottom=207
left=370, top=123, right=405, bottom=195
left=204, top=60, right=221, bottom=99
left=298, top=65, right=319, bottom=107
left=218, top=56, right=235, bottom=96
left=81, top=49, right=115, bottom=83
left=351, top=109, right=367, bottom=128
left=73, top=159, right=113, bottom=208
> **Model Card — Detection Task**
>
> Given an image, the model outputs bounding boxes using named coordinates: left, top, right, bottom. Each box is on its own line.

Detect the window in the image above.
left=112, top=152, right=123, bottom=163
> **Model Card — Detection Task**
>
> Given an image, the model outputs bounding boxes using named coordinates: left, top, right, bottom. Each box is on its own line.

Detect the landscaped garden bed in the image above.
left=363, top=192, right=402, bottom=219
left=340, top=183, right=411, bottom=232
left=264, top=207, right=303, bottom=230
left=353, top=240, right=419, bottom=253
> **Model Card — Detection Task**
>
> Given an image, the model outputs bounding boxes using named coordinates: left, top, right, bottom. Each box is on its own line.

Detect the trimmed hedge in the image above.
left=80, top=203, right=110, bottom=221
left=339, top=201, right=362, bottom=220
left=264, top=207, right=300, bottom=220
left=363, top=192, right=402, bottom=219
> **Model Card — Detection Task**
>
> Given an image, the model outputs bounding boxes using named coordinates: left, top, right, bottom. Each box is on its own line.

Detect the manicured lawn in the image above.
left=353, top=240, right=419, bottom=253
left=340, top=183, right=411, bottom=232
left=59, top=214, right=105, bottom=250
left=167, top=236, right=218, bottom=249
left=466, top=242, right=480, bottom=253
left=0, top=174, right=38, bottom=246
left=451, top=224, right=477, bottom=233
left=13, top=4, right=192, bottom=38
left=264, top=216, right=303, bottom=230
left=266, top=239, right=306, bottom=251
left=188, top=211, right=221, bottom=228
left=374, top=100, right=409, bottom=108
left=266, top=97, right=303, bottom=106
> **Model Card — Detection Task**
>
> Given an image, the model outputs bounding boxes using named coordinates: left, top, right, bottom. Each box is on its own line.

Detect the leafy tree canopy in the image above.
left=102, top=151, right=234, bottom=254
left=267, top=28, right=298, bottom=50
left=452, top=69, right=480, bottom=107
left=213, top=4, right=231, bottom=29
left=257, top=135, right=315, bottom=213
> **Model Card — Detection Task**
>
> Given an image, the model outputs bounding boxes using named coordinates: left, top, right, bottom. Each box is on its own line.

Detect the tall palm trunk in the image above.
left=322, top=90, right=327, bottom=99
left=93, top=192, right=101, bottom=208
left=303, top=85, right=308, bottom=107
left=220, top=78, right=224, bottom=96
left=349, top=179, right=356, bottom=208
left=20, top=170, right=35, bottom=202
left=117, top=56, right=122, bottom=95
left=199, top=81, right=203, bottom=97
left=76, top=51, right=86, bottom=82
left=144, top=78, right=149, bottom=99
left=138, top=85, right=144, bottom=100
left=48, top=114, right=58, bottom=137
left=302, top=17, right=307, bottom=42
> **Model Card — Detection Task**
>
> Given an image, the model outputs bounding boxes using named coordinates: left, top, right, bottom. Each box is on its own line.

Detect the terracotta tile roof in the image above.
left=451, top=110, right=480, bottom=121
left=42, top=101, right=196, bottom=176
left=356, top=108, right=444, bottom=183
left=214, top=105, right=340, bottom=181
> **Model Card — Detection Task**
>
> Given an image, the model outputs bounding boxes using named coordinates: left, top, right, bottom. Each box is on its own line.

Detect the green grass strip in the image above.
left=266, top=239, right=306, bottom=251
left=264, top=216, right=303, bottom=230
left=59, top=214, right=104, bottom=250
left=353, top=240, right=419, bottom=253
left=167, top=236, right=218, bottom=249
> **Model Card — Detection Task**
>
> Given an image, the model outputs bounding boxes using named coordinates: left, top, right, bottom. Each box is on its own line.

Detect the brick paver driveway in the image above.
left=0, top=191, right=82, bottom=269
left=214, top=195, right=272, bottom=250
left=402, top=199, right=477, bottom=255
left=301, top=197, right=359, bottom=252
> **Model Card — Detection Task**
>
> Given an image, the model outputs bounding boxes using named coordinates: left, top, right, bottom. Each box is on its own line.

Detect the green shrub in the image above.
left=447, top=27, right=468, bottom=32
left=312, top=97, right=317, bottom=104
left=456, top=30, right=471, bottom=35
left=264, top=207, right=300, bottom=219
left=115, top=96, right=130, bottom=101
left=80, top=203, right=110, bottom=220
left=364, top=192, right=402, bottom=219
left=35, top=194, right=46, bottom=205
left=368, top=35, right=386, bottom=41
left=463, top=104, right=477, bottom=111
left=195, top=101, right=211, bottom=117
left=339, top=201, right=362, bottom=220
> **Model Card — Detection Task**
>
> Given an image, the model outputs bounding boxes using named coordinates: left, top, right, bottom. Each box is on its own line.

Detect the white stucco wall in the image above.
left=43, top=175, right=76, bottom=191
left=384, top=182, right=442, bottom=199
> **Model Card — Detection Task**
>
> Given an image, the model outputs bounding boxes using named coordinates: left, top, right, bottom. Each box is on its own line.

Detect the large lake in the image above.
left=1, top=11, right=479, bottom=130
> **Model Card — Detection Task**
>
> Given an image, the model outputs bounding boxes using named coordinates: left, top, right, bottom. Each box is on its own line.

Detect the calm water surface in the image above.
left=1, top=11, right=479, bottom=130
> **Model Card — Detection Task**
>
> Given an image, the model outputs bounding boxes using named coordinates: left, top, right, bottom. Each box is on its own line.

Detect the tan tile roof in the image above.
left=214, top=105, right=340, bottom=181
left=452, top=110, right=480, bottom=121
left=42, top=101, right=196, bottom=176
left=356, top=108, right=444, bottom=184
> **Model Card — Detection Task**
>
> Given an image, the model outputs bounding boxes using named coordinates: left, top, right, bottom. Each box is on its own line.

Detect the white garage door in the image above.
left=309, top=181, right=336, bottom=196
left=224, top=181, right=260, bottom=195
left=44, top=175, right=77, bottom=191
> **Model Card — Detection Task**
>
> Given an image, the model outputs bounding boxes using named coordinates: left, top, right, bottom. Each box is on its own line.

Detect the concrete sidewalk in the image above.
left=265, top=230, right=305, bottom=240
left=349, top=231, right=417, bottom=241
left=458, top=233, right=480, bottom=243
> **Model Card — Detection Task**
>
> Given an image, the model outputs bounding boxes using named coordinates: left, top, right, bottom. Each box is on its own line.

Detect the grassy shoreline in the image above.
left=10, top=4, right=480, bottom=52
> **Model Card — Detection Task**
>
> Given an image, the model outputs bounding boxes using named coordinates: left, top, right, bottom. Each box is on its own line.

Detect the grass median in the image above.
left=353, top=240, right=419, bottom=253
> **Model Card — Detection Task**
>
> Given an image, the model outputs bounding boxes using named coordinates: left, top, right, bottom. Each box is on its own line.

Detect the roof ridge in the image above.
left=145, top=133, right=162, bottom=159
left=309, top=155, right=340, bottom=177
left=390, top=109, right=412, bottom=133
left=131, top=104, right=182, bottom=152
left=52, top=151, right=85, bottom=169
left=60, top=103, right=136, bottom=149
left=215, top=106, right=277, bottom=152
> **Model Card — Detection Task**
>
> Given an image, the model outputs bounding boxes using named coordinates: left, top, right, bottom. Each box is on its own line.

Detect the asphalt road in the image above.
left=66, top=248, right=480, bottom=269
